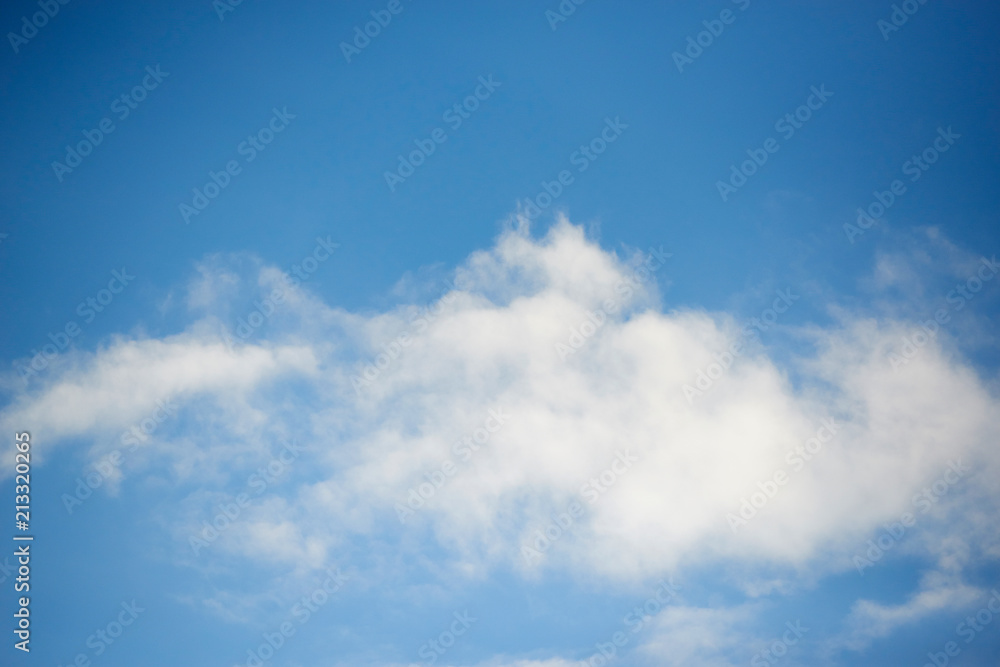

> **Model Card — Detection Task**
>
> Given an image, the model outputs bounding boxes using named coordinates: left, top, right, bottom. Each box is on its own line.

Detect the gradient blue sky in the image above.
left=2, top=1, right=1000, bottom=666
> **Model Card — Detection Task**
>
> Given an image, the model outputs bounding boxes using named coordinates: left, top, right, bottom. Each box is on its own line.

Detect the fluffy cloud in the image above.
left=2, top=219, right=998, bottom=655
left=0, top=334, right=317, bottom=474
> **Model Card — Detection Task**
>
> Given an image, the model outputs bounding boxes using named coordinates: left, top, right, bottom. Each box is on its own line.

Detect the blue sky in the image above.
left=2, top=1, right=1000, bottom=666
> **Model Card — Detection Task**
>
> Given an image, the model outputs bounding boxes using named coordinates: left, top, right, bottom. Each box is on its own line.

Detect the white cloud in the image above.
left=634, top=604, right=756, bottom=667
left=0, top=334, right=317, bottom=474
left=831, top=540, right=985, bottom=652
left=839, top=579, right=980, bottom=651
left=3, top=218, right=998, bottom=645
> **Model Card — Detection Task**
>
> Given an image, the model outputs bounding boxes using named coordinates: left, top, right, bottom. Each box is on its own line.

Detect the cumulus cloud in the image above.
left=2, top=218, right=998, bottom=660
